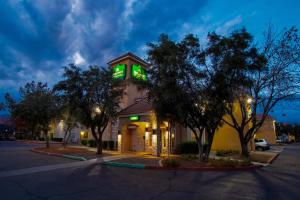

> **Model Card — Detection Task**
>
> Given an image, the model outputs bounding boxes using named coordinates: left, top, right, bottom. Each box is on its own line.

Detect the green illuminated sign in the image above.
left=113, top=64, right=126, bottom=80
left=129, top=115, right=140, bottom=121
left=131, top=64, right=147, bottom=81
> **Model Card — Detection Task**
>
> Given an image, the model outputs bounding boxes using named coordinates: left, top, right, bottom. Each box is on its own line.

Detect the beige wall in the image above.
left=255, top=117, right=276, bottom=145
left=111, top=57, right=148, bottom=109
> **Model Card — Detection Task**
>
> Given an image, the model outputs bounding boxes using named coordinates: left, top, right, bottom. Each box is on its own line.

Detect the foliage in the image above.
left=88, top=139, right=96, bottom=147
left=209, top=158, right=251, bottom=167
left=161, top=158, right=181, bottom=168
left=55, top=65, right=123, bottom=154
left=5, top=81, right=59, bottom=148
left=222, top=26, right=300, bottom=156
left=81, top=140, right=87, bottom=146
left=175, top=141, right=201, bottom=154
left=215, top=150, right=240, bottom=157
left=145, top=33, right=232, bottom=160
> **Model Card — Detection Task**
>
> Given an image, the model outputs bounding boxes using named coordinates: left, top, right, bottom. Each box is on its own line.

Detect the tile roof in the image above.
left=119, top=98, right=152, bottom=116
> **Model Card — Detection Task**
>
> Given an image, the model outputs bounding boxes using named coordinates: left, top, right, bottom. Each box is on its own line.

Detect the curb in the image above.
left=102, top=162, right=145, bottom=169
left=101, top=161, right=261, bottom=171
left=268, top=153, right=280, bottom=164
left=31, top=149, right=87, bottom=161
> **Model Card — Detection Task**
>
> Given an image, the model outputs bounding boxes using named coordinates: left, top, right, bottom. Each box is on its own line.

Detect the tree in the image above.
left=221, top=27, right=300, bottom=156
left=145, top=34, right=231, bottom=160
left=56, top=65, right=123, bottom=154
left=5, top=81, right=59, bottom=147
left=54, top=64, right=82, bottom=147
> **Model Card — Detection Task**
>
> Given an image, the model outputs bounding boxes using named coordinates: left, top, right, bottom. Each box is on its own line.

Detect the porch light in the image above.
left=80, top=131, right=85, bottom=136
left=247, top=98, right=253, bottom=104
left=95, top=107, right=101, bottom=113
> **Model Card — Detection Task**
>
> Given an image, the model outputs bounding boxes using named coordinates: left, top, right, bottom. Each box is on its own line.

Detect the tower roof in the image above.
left=107, top=52, right=149, bottom=66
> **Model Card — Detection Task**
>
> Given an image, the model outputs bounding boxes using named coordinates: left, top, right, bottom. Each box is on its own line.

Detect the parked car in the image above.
left=255, top=138, right=270, bottom=151
left=276, top=138, right=283, bottom=143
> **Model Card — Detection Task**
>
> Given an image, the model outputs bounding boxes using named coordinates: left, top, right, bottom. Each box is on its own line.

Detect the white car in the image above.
left=255, top=139, right=270, bottom=151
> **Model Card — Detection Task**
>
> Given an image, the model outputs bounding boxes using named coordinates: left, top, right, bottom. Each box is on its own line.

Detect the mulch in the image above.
left=33, top=146, right=113, bottom=159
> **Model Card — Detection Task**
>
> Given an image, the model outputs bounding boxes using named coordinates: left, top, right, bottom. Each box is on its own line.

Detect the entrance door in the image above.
left=128, top=126, right=144, bottom=152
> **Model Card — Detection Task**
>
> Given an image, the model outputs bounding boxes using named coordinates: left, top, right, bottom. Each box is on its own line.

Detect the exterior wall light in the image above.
left=247, top=98, right=253, bottom=104
left=95, top=107, right=101, bottom=113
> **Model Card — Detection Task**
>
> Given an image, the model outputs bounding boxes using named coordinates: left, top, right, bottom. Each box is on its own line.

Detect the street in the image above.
left=0, top=141, right=299, bottom=200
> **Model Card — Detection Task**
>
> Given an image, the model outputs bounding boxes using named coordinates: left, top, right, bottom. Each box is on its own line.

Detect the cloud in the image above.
left=0, top=0, right=208, bottom=94
left=216, top=15, right=243, bottom=35
left=73, top=51, right=85, bottom=65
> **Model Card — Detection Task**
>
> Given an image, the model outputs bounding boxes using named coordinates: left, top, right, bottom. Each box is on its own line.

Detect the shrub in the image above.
left=161, top=158, right=181, bottom=168
left=103, top=141, right=108, bottom=149
left=51, top=138, right=63, bottom=142
left=209, top=158, right=251, bottom=167
left=108, top=140, right=115, bottom=150
left=181, top=154, right=198, bottom=160
left=175, top=141, right=207, bottom=154
left=209, top=158, right=237, bottom=167
left=216, top=150, right=240, bottom=157
left=81, top=140, right=87, bottom=146
left=88, top=139, right=96, bottom=147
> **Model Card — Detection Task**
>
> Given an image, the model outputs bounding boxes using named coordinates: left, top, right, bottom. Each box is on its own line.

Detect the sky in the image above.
left=0, top=0, right=299, bottom=123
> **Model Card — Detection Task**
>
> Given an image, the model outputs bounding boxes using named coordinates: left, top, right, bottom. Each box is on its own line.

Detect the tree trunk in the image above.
left=156, top=118, right=162, bottom=157
left=96, top=135, right=103, bottom=155
left=196, top=139, right=203, bottom=160
left=62, top=126, right=71, bottom=147
left=239, top=132, right=249, bottom=157
left=203, top=131, right=214, bottom=162
left=45, top=131, right=50, bottom=148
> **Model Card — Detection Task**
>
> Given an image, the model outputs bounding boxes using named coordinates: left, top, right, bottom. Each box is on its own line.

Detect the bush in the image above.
left=108, top=140, right=115, bottom=150
left=88, top=139, right=96, bottom=147
left=81, top=140, right=87, bottom=146
left=181, top=154, right=198, bottom=160
left=51, top=138, right=63, bottom=142
left=216, top=150, right=240, bottom=157
left=161, top=158, right=181, bottom=168
left=175, top=141, right=207, bottom=154
left=209, top=158, right=251, bottom=167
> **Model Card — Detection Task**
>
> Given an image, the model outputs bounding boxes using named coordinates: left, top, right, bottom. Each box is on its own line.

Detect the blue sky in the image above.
left=0, top=0, right=299, bottom=123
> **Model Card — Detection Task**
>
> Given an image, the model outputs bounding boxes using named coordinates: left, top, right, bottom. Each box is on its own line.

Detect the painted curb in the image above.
left=31, top=149, right=87, bottom=161
left=145, top=165, right=262, bottom=171
left=62, top=154, right=87, bottom=161
left=102, top=162, right=145, bottom=169
left=268, top=153, right=280, bottom=164
left=101, top=161, right=261, bottom=171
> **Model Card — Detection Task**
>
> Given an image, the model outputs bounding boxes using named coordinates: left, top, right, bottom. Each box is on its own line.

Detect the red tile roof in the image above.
left=119, top=99, right=152, bottom=116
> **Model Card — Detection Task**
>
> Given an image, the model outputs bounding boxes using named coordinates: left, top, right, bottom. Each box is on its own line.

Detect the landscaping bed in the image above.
left=104, top=154, right=257, bottom=171
left=32, top=146, right=113, bottom=160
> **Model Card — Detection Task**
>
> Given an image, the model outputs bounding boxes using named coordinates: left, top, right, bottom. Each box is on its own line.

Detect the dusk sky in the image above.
left=0, top=0, right=299, bottom=123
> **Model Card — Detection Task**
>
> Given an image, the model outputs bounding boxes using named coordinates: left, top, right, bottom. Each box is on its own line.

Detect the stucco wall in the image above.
left=255, top=117, right=276, bottom=145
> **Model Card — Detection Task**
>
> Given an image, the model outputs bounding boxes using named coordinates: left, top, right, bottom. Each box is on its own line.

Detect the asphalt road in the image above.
left=0, top=141, right=299, bottom=200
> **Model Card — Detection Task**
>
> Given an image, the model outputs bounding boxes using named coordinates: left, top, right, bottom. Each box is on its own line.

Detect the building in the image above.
left=254, top=115, right=277, bottom=145
left=52, top=52, right=255, bottom=155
